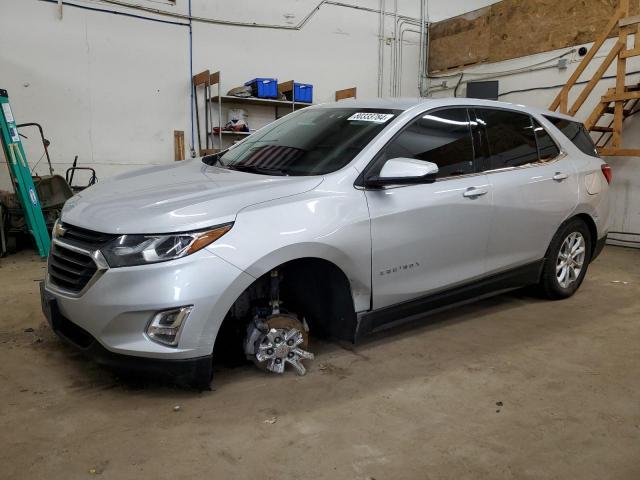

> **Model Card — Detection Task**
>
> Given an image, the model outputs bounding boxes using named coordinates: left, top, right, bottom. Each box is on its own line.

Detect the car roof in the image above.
left=315, top=97, right=576, bottom=122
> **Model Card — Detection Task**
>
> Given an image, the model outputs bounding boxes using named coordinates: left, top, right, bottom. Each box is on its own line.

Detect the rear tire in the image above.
left=539, top=218, right=592, bottom=300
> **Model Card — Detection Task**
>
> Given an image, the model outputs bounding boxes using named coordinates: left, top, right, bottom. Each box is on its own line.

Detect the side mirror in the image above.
left=365, top=158, right=438, bottom=188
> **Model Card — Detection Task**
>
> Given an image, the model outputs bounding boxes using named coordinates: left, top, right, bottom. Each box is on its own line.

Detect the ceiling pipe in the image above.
left=96, top=0, right=422, bottom=29
left=391, top=0, right=399, bottom=96
left=398, top=28, right=421, bottom=96
left=377, top=0, right=386, bottom=97
left=419, top=0, right=427, bottom=95
left=394, top=18, right=424, bottom=96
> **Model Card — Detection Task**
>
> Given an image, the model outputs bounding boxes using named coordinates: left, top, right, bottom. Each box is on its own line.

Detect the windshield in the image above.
left=215, top=108, right=400, bottom=176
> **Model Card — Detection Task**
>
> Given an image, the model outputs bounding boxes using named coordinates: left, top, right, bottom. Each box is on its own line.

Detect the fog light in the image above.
left=146, top=306, right=193, bottom=347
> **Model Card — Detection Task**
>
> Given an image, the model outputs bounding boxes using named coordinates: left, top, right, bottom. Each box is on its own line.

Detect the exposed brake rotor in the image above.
left=245, top=315, right=314, bottom=375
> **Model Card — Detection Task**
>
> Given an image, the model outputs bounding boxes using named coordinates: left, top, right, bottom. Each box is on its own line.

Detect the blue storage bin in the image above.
left=282, top=82, right=314, bottom=103
left=244, top=78, right=278, bottom=99
left=294, top=83, right=313, bottom=103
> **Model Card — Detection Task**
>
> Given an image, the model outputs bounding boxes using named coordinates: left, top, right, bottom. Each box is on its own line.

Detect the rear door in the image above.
left=474, top=108, right=579, bottom=274
left=365, top=107, right=492, bottom=309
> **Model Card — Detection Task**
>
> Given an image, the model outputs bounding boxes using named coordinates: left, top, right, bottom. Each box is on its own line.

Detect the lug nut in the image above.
left=287, top=352, right=294, bottom=358
left=287, top=339, right=294, bottom=346
left=274, top=337, right=282, bottom=344
left=267, top=348, right=274, bottom=355
left=275, top=358, right=282, bottom=364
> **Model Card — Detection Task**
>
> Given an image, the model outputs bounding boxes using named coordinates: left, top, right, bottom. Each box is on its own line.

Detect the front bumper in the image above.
left=42, top=245, right=254, bottom=365
left=41, top=282, right=213, bottom=385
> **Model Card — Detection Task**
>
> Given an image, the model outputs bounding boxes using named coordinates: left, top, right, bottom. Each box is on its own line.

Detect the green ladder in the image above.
left=0, top=89, right=50, bottom=257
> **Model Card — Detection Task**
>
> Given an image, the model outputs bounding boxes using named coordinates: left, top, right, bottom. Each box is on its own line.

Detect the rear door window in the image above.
left=478, top=108, right=539, bottom=170
left=380, top=108, right=476, bottom=179
left=543, top=116, right=599, bottom=157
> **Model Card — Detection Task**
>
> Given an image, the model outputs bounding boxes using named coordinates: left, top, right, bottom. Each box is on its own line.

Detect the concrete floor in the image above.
left=0, top=246, right=639, bottom=479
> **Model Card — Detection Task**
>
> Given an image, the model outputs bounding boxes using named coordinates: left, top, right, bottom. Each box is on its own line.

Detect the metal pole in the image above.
left=218, top=73, right=222, bottom=150
left=392, top=0, right=398, bottom=96
left=188, top=0, right=195, bottom=157
left=419, top=0, right=425, bottom=95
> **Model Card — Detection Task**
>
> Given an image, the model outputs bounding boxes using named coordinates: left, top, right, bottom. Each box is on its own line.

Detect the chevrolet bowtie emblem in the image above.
left=54, top=222, right=66, bottom=238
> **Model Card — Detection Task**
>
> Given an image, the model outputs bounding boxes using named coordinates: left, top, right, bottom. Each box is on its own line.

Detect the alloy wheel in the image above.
left=556, top=232, right=586, bottom=289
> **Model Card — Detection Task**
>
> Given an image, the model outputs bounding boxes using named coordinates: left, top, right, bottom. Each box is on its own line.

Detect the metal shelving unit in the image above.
left=218, top=130, right=252, bottom=136
left=192, top=70, right=312, bottom=155
left=211, top=95, right=312, bottom=109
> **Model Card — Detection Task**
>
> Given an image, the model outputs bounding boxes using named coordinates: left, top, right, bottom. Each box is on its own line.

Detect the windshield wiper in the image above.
left=201, top=151, right=225, bottom=166
left=227, top=164, right=289, bottom=176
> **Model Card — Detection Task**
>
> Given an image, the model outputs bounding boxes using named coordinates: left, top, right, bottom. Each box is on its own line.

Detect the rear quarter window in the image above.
left=543, top=116, right=599, bottom=158
left=533, top=119, right=560, bottom=161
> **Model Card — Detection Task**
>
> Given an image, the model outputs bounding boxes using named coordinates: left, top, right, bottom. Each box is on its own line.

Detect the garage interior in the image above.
left=1, top=0, right=640, bottom=478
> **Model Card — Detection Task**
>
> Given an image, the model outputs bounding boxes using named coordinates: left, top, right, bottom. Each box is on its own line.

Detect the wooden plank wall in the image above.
left=428, top=0, right=640, bottom=73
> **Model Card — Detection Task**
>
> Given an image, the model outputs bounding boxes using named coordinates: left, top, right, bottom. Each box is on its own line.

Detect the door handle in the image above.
left=553, top=172, right=569, bottom=181
left=463, top=186, right=488, bottom=198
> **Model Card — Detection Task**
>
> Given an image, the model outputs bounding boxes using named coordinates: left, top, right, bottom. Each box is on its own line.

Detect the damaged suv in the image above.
left=41, top=98, right=610, bottom=387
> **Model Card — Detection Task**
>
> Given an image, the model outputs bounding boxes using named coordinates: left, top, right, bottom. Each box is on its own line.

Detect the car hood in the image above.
left=60, top=160, right=323, bottom=234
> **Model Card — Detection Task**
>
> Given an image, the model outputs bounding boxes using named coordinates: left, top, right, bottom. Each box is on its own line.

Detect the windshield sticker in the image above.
left=347, top=112, right=394, bottom=123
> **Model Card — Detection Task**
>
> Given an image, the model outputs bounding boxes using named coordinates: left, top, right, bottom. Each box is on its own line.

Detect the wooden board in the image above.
left=428, top=0, right=640, bottom=73
left=428, top=7, right=491, bottom=73
left=278, top=80, right=295, bottom=95
left=192, top=70, right=210, bottom=86
left=174, top=130, right=185, bottom=161
left=335, top=87, right=357, bottom=101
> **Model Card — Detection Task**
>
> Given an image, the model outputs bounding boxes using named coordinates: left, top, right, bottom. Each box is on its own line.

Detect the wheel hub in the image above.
left=245, top=315, right=314, bottom=375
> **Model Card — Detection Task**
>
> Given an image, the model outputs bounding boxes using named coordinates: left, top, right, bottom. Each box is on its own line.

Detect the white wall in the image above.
left=1, top=0, right=191, bottom=187
left=426, top=34, right=640, bottom=246
left=0, top=0, right=426, bottom=189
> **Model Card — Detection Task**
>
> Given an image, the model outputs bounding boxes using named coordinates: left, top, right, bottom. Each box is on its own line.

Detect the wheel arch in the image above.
left=573, top=213, right=598, bottom=257
left=213, top=253, right=361, bottom=363
left=238, top=241, right=370, bottom=312
left=543, top=212, right=599, bottom=268
left=274, top=256, right=359, bottom=341
left=559, top=212, right=598, bottom=260
left=539, top=212, right=596, bottom=300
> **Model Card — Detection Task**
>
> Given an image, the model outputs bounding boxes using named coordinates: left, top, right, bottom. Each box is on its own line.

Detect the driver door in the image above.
left=364, top=107, right=492, bottom=310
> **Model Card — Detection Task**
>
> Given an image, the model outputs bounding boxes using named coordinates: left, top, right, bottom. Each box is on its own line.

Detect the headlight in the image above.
left=101, top=223, right=232, bottom=267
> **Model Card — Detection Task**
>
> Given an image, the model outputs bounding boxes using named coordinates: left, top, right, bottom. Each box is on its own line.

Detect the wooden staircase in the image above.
left=585, top=85, right=640, bottom=155
left=550, top=0, right=640, bottom=157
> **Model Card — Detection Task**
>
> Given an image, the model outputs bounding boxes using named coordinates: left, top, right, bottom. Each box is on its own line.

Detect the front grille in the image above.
left=48, top=224, right=117, bottom=294
left=49, top=243, right=98, bottom=293
left=60, top=223, right=117, bottom=247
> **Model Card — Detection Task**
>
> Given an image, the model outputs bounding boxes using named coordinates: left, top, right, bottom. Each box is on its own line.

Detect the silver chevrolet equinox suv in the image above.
left=41, top=98, right=611, bottom=387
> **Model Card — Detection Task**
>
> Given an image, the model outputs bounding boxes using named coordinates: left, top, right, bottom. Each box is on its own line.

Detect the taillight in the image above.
left=601, top=163, right=612, bottom=184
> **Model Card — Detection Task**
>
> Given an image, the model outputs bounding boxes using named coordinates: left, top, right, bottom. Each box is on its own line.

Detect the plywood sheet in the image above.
left=428, top=0, right=640, bottom=73
left=428, top=7, right=491, bottom=72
